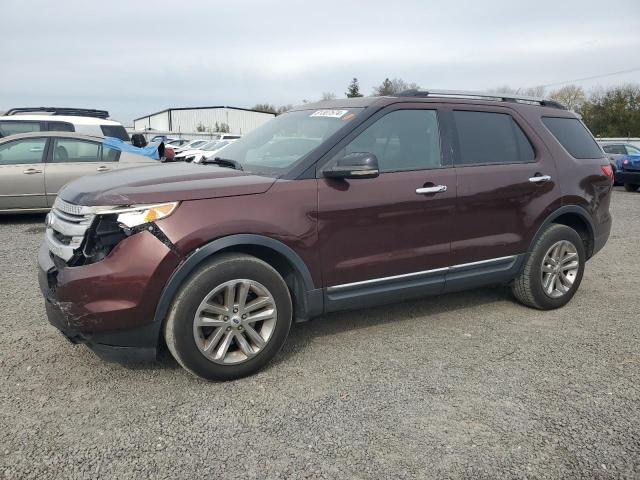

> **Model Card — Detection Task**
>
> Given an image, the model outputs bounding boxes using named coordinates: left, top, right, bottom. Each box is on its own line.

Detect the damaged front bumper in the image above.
left=38, top=229, right=181, bottom=363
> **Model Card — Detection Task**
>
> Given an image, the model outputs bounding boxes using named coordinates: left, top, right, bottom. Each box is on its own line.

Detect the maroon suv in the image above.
left=38, top=90, right=613, bottom=380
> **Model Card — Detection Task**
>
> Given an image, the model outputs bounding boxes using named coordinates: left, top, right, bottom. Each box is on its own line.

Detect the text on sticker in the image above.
left=310, top=110, right=349, bottom=118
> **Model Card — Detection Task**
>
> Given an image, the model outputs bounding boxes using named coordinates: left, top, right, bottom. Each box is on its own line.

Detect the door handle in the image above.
left=416, top=185, right=447, bottom=194
left=23, top=168, right=43, bottom=174
left=96, top=166, right=110, bottom=172
left=529, top=174, right=551, bottom=183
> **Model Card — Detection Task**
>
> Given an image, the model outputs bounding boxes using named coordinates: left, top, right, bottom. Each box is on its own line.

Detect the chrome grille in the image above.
left=45, top=198, right=96, bottom=262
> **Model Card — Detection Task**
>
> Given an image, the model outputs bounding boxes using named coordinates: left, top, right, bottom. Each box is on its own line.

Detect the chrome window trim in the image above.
left=327, top=255, right=517, bottom=292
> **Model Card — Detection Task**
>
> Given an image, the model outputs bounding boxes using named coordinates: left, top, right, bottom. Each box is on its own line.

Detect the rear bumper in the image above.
left=615, top=170, right=640, bottom=184
left=38, top=231, right=181, bottom=363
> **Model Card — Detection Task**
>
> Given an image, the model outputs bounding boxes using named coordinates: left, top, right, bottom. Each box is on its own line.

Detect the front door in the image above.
left=0, top=137, right=48, bottom=210
left=317, top=105, right=456, bottom=310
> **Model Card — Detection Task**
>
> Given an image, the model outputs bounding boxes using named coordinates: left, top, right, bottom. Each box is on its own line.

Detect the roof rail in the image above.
left=396, top=89, right=566, bottom=110
left=4, top=107, right=110, bottom=119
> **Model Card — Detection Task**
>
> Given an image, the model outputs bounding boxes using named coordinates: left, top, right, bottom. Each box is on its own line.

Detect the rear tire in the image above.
left=623, top=183, right=639, bottom=192
left=164, top=253, right=292, bottom=381
left=512, top=224, right=585, bottom=310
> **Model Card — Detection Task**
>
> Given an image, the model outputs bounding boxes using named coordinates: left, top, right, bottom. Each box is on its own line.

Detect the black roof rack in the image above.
left=396, top=89, right=566, bottom=110
left=4, top=107, right=110, bottom=119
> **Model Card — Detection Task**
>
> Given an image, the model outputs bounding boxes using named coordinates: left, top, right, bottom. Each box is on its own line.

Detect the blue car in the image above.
left=612, top=154, right=640, bottom=192
left=600, top=142, right=640, bottom=190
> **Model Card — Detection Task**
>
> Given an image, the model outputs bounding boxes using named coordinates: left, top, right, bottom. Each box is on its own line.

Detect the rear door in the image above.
left=44, top=137, right=118, bottom=205
left=0, top=137, right=48, bottom=209
left=317, top=104, right=456, bottom=309
left=451, top=106, right=560, bottom=265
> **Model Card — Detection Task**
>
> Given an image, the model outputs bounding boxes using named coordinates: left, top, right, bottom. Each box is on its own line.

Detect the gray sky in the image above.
left=2, top=0, right=639, bottom=125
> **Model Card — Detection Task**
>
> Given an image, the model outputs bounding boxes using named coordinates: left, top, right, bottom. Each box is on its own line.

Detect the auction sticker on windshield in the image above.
left=310, top=109, right=349, bottom=118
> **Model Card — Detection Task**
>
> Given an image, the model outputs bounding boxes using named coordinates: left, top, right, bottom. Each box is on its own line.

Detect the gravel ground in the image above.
left=0, top=188, right=639, bottom=479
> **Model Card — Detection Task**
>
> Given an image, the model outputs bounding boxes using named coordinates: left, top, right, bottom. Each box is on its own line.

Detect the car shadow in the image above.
left=124, top=285, right=515, bottom=374
left=269, top=285, right=514, bottom=367
left=0, top=213, right=46, bottom=224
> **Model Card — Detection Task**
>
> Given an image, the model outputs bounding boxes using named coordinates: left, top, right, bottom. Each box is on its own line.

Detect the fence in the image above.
left=125, top=129, right=225, bottom=141
left=596, top=137, right=640, bottom=147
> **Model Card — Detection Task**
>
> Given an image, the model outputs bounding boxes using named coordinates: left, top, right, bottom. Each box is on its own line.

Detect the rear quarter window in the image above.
left=100, top=125, right=130, bottom=141
left=0, top=120, right=42, bottom=138
left=542, top=117, right=603, bottom=159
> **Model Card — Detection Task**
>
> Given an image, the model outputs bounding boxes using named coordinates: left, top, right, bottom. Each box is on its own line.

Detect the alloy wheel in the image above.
left=540, top=240, right=580, bottom=298
left=193, top=279, right=277, bottom=364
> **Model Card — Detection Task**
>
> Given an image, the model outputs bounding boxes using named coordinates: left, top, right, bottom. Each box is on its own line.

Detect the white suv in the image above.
left=0, top=108, right=129, bottom=141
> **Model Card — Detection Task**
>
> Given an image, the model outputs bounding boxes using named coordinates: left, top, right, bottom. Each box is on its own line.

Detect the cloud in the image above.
left=2, top=0, right=638, bottom=124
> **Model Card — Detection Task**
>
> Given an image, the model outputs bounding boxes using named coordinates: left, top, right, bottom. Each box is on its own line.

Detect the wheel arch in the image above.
left=529, top=206, right=595, bottom=259
left=152, top=234, right=320, bottom=340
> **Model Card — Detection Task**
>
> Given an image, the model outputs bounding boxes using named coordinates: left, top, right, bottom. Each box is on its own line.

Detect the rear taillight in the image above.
left=601, top=165, right=614, bottom=179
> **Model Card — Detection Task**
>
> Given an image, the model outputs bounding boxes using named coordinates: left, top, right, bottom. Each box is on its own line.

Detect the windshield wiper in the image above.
left=202, top=157, right=243, bottom=171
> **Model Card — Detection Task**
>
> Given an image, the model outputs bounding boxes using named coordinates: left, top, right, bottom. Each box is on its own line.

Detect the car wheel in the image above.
left=623, top=183, right=639, bottom=192
left=512, top=224, right=585, bottom=310
left=164, top=253, right=292, bottom=381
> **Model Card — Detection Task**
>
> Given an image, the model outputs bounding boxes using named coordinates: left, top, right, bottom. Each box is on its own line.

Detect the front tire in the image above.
left=623, top=183, right=639, bottom=192
left=512, top=224, right=585, bottom=310
left=164, top=253, right=292, bottom=381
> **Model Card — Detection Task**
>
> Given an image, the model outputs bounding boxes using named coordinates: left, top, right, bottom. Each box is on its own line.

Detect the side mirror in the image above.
left=323, top=152, right=379, bottom=179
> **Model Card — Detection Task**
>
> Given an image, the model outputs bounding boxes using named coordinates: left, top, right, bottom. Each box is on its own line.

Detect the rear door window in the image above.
left=0, top=121, right=42, bottom=138
left=52, top=138, right=101, bottom=163
left=0, top=138, right=47, bottom=164
left=453, top=110, right=535, bottom=165
left=100, top=125, right=130, bottom=141
left=542, top=117, right=603, bottom=159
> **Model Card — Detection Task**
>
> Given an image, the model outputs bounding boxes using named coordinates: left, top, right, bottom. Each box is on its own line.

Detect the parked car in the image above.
left=190, top=140, right=237, bottom=163
left=213, top=134, right=242, bottom=141
left=598, top=142, right=640, bottom=185
left=173, top=140, right=221, bottom=162
left=0, top=132, right=157, bottom=213
left=0, top=107, right=129, bottom=141
left=172, top=139, right=209, bottom=154
left=613, top=153, right=640, bottom=191
left=38, top=90, right=613, bottom=380
left=166, top=139, right=190, bottom=148
left=149, top=135, right=179, bottom=143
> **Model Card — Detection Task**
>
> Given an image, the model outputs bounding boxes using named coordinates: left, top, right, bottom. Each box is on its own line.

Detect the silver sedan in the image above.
left=0, top=132, right=159, bottom=213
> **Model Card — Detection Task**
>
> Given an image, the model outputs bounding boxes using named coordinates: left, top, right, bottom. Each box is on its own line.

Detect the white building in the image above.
left=133, top=106, right=275, bottom=134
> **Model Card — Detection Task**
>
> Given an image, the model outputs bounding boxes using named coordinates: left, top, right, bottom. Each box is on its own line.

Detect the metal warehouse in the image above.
left=133, top=106, right=275, bottom=134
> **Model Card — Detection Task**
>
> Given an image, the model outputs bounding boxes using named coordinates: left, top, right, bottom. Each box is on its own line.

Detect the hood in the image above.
left=59, top=162, right=277, bottom=206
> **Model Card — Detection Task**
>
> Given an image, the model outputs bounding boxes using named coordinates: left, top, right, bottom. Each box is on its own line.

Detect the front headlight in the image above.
left=98, top=202, right=179, bottom=228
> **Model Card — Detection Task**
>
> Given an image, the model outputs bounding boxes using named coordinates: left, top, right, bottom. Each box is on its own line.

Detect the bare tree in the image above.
left=520, top=86, right=546, bottom=98
left=487, top=85, right=545, bottom=98
left=321, top=92, right=337, bottom=101
left=253, top=103, right=277, bottom=114
left=373, top=78, right=420, bottom=96
left=276, top=104, right=293, bottom=115
left=487, top=85, right=517, bottom=94
left=548, top=85, right=586, bottom=111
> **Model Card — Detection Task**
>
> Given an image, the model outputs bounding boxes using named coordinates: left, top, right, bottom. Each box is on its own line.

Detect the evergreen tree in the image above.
left=346, top=78, right=363, bottom=98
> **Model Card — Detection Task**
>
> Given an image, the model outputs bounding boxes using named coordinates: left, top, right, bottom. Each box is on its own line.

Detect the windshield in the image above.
left=204, top=141, right=229, bottom=151
left=205, top=140, right=231, bottom=151
left=212, top=108, right=363, bottom=173
left=197, top=141, right=219, bottom=151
